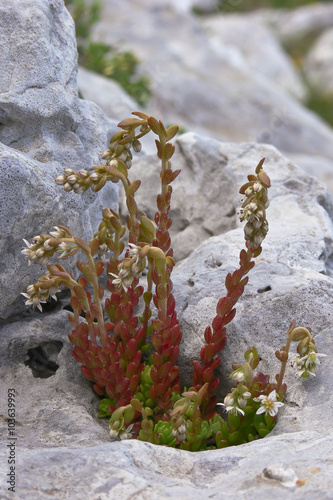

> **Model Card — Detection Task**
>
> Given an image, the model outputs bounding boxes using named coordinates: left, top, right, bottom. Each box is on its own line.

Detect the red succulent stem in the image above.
left=193, top=242, right=262, bottom=415
left=149, top=271, right=182, bottom=412
left=68, top=269, right=146, bottom=410
left=144, top=124, right=182, bottom=413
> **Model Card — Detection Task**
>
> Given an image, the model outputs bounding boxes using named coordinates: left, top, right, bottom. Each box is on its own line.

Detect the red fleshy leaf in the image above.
left=123, top=302, right=134, bottom=322
left=203, top=367, right=213, bottom=383
left=152, top=351, right=162, bottom=368
left=209, top=377, right=220, bottom=393
left=129, top=375, right=140, bottom=394
left=105, top=383, right=115, bottom=399
left=125, top=339, right=138, bottom=359
left=168, top=346, right=179, bottom=364
left=210, top=356, right=222, bottom=371
left=158, top=362, right=172, bottom=379
left=97, top=350, right=108, bottom=365
left=155, top=383, right=167, bottom=397
left=93, top=384, right=104, bottom=396
left=149, top=385, right=156, bottom=400
left=212, top=315, right=223, bottom=333
left=71, top=347, right=85, bottom=363
left=126, top=315, right=139, bottom=334
left=126, top=361, right=139, bottom=378
left=201, top=344, right=217, bottom=363
left=115, top=377, right=130, bottom=394
left=152, top=332, right=163, bottom=348
left=95, top=261, right=105, bottom=276
left=81, top=366, right=95, bottom=382
left=216, top=297, right=226, bottom=316
left=193, top=360, right=204, bottom=376
left=222, top=309, right=236, bottom=326
left=205, top=395, right=218, bottom=414
left=204, top=326, right=212, bottom=344
left=169, top=366, right=179, bottom=382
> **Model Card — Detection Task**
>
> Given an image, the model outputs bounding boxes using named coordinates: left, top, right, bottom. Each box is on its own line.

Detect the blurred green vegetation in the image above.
left=215, top=0, right=327, bottom=12
left=306, top=91, right=333, bottom=127
left=65, top=0, right=151, bottom=106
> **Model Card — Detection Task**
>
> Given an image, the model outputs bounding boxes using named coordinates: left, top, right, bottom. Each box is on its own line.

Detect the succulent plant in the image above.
left=22, top=112, right=324, bottom=450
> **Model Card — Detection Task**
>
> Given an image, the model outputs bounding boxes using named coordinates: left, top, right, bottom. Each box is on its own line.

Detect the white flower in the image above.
left=171, top=420, right=189, bottom=442
left=229, top=369, right=246, bottom=383
left=128, top=243, right=141, bottom=263
left=21, top=292, right=44, bottom=312
left=119, top=424, right=134, bottom=440
left=109, top=428, right=120, bottom=441
left=50, top=226, right=66, bottom=238
left=253, top=181, right=262, bottom=193
left=217, top=395, right=245, bottom=417
left=290, top=351, right=326, bottom=378
left=110, top=272, right=133, bottom=293
left=58, top=241, right=77, bottom=258
left=253, top=390, right=284, bottom=417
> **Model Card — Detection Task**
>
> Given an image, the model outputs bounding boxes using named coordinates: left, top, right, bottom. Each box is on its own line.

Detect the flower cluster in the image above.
left=21, top=272, right=61, bottom=312
left=218, top=384, right=252, bottom=417
left=110, top=243, right=147, bottom=292
left=101, top=130, right=142, bottom=170
left=290, top=351, right=326, bottom=378
left=171, top=419, right=189, bottom=442
left=21, top=226, right=78, bottom=267
left=239, top=158, right=270, bottom=249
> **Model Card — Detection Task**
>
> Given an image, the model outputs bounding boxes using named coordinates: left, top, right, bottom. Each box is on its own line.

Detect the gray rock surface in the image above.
left=287, top=153, right=333, bottom=194
left=0, top=0, right=119, bottom=319
left=1, top=137, right=332, bottom=499
left=168, top=136, right=333, bottom=390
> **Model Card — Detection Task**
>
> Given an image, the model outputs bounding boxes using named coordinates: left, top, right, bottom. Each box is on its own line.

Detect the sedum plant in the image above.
left=22, top=112, right=325, bottom=451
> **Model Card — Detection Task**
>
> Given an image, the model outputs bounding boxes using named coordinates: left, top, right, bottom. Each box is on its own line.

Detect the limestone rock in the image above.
left=122, top=133, right=333, bottom=262
left=287, top=152, right=333, bottom=195
left=0, top=310, right=109, bottom=451
left=0, top=0, right=118, bottom=319
left=1, top=1, right=333, bottom=498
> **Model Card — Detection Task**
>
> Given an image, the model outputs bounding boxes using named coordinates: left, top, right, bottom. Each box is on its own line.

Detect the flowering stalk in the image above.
left=193, top=159, right=271, bottom=416
left=275, top=320, right=326, bottom=389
